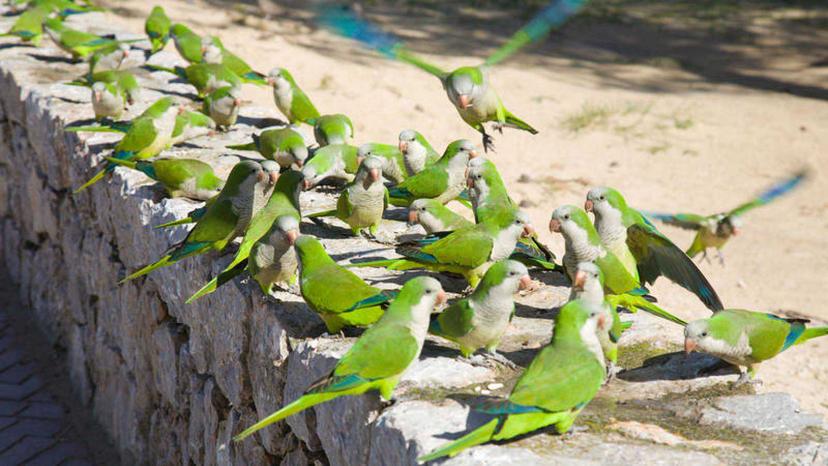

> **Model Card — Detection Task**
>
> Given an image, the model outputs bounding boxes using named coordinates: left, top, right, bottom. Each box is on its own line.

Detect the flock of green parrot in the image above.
left=2, top=0, right=824, bottom=461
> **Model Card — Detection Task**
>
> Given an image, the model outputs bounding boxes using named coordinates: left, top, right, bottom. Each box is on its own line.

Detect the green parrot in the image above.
left=87, top=42, right=131, bottom=73
left=145, top=5, right=171, bottom=54
left=234, top=275, right=446, bottom=441
left=353, top=209, right=535, bottom=288
left=645, top=169, right=808, bottom=265
left=357, top=143, right=407, bottom=184
left=185, top=169, right=303, bottom=303
left=430, top=259, right=530, bottom=359
left=585, top=187, right=723, bottom=312
left=418, top=296, right=606, bottom=462
left=549, top=205, right=687, bottom=326
left=227, top=127, right=309, bottom=170
left=168, top=109, right=216, bottom=145
left=169, top=23, right=202, bottom=63
left=685, top=309, right=828, bottom=382
left=300, top=144, right=360, bottom=189
left=103, top=156, right=223, bottom=201
left=68, top=69, right=140, bottom=105
left=306, top=156, right=387, bottom=236
left=408, top=198, right=473, bottom=234
left=322, top=3, right=593, bottom=152
left=388, top=139, right=477, bottom=207
left=295, top=235, right=401, bottom=333
left=313, top=113, right=353, bottom=146
left=90, top=81, right=125, bottom=121
left=200, top=35, right=266, bottom=84
left=266, top=67, right=320, bottom=125
left=43, top=17, right=137, bottom=60
left=398, top=129, right=440, bottom=175
left=149, top=62, right=241, bottom=98
left=0, top=5, right=50, bottom=45
left=570, top=261, right=624, bottom=372
left=75, top=97, right=179, bottom=193
left=202, top=85, right=241, bottom=130
left=121, top=160, right=278, bottom=283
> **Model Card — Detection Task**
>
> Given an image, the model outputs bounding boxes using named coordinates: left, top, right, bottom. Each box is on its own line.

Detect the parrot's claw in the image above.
left=565, top=425, right=589, bottom=436
left=735, top=371, right=762, bottom=386
left=492, top=122, right=505, bottom=134
left=481, top=132, right=495, bottom=153
left=485, top=351, right=517, bottom=369
left=463, top=354, right=490, bottom=367
left=605, top=363, right=622, bottom=383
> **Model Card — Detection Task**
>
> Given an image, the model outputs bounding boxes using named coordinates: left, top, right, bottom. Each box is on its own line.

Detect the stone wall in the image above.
left=0, top=10, right=825, bottom=466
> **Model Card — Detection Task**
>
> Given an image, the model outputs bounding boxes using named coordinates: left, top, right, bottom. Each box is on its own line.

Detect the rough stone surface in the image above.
left=696, top=393, right=825, bottom=435
left=0, top=8, right=826, bottom=466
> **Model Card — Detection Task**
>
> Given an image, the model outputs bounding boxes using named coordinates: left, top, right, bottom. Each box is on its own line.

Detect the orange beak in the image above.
left=435, top=290, right=448, bottom=306
left=93, top=90, right=102, bottom=101
left=266, top=77, right=276, bottom=86
left=257, top=171, right=267, bottom=183
left=518, top=274, right=532, bottom=291
left=302, top=178, right=313, bottom=191
left=584, top=200, right=594, bottom=212
left=573, top=270, right=586, bottom=291
left=522, top=223, right=536, bottom=238
left=177, top=106, right=187, bottom=115
left=408, top=210, right=419, bottom=225
left=597, top=313, right=607, bottom=329
left=684, top=338, right=697, bottom=354
left=294, top=159, right=304, bottom=169
left=549, top=218, right=561, bottom=233
left=466, top=177, right=474, bottom=189
left=458, top=94, right=471, bottom=109
left=369, top=168, right=381, bottom=182
left=286, top=229, right=299, bottom=245
left=399, top=141, right=408, bottom=153
left=122, top=48, right=129, bottom=57
left=468, top=150, right=479, bottom=159
left=732, top=228, right=740, bottom=236
left=269, top=171, right=279, bottom=184
left=233, top=98, right=242, bottom=107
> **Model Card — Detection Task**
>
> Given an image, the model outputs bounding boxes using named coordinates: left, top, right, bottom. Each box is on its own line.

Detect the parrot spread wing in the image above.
left=727, top=169, right=809, bottom=218
left=643, top=211, right=706, bottom=231
left=318, top=6, right=447, bottom=78
left=484, top=0, right=589, bottom=67
left=626, top=223, right=723, bottom=312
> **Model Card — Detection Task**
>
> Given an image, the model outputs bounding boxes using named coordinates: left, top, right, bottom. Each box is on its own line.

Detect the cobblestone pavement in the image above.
left=0, top=276, right=119, bottom=465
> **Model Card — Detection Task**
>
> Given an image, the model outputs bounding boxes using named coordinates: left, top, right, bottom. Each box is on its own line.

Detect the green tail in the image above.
left=73, top=168, right=106, bottom=194
left=185, top=262, right=246, bottom=303
left=241, top=72, right=267, bottom=85
left=104, top=156, right=137, bottom=170
left=418, top=418, right=499, bottom=463
left=306, top=208, right=337, bottom=219
left=146, top=64, right=180, bottom=76
left=347, top=258, right=421, bottom=271
left=505, top=112, right=538, bottom=135
left=65, top=125, right=125, bottom=133
left=120, top=242, right=209, bottom=283
left=609, top=294, right=687, bottom=326
left=685, top=236, right=705, bottom=258
left=234, top=392, right=339, bottom=442
left=155, top=217, right=194, bottom=229
left=119, top=254, right=173, bottom=284
left=226, top=142, right=257, bottom=151
left=798, top=326, right=828, bottom=345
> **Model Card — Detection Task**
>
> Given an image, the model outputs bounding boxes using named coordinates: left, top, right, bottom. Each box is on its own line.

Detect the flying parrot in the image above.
left=549, top=205, right=688, bottom=326
left=418, top=295, right=605, bottom=462
left=645, top=169, right=809, bottom=265
left=234, top=275, right=446, bottom=442
left=306, top=156, right=387, bottom=236
left=227, top=127, right=309, bottom=170
left=103, top=157, right=223, bottom=201
left=585, top=187, right=723, bottom=312
left=685, top=308, right=828, bottom=383
left=120, top=160, right=278, bottom=282
left=430, top=259, right=530, bottom=360
left=387, top=139, right=477, bottom=207
left=266, top=67, right=321, bottom=126
left=398, top=129, right=440, bottom=175
left=408, top=198, right=473, bottom=234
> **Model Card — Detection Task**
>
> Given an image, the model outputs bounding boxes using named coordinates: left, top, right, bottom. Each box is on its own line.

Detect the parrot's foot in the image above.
left=481, top=132, right=495, bottom=153
left=484, top=351, right=517, bottom=369
left=605, top=363, right=622, bottom=383
left=565, top=425, right=589, bottom=436
left=735, top=371, right=762, bottom=386
left=491, top=122, right=504, bottom=134
left=717, top=250, right=726, bottom=267
left=380, top=397, right=398, bottom=409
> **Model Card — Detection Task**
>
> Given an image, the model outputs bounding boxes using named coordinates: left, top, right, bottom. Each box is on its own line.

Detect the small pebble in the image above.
left=474, top=386, right=482, bottom=393
left=487, top=383, right=503, bottom=390
left=480, top=389, right=491, bottom=395
left=517, top=174, right=531, bottom=183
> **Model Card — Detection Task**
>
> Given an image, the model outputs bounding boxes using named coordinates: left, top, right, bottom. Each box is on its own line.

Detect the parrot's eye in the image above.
left=599, top=195, right=605, bottom=201
left=701, top=331, right=708, bottom=337
left=425, top=289, right=432, bottom=295
left=563, top=214, right=570, bottom=220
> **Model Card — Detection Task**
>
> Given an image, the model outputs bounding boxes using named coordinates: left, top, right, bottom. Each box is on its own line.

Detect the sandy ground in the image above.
left=95, top=1, right=828, bottom=415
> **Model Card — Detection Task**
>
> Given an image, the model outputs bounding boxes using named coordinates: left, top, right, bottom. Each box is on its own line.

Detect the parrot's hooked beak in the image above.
left=122, top=48, right=129, bottom=58
left=596, top=313, right=607, bottom=330
left=369, top=168, right=381, bottom=182
left=177, top=106, right=187, bottom=115
left=293, top=159, right=304, bottom=169
left=584, top=200, right=594, bottom=212
left=549, top=218, right=561, bottom=233
left=257, top=171, right=268, bottom=183
left=286, top=229, right=299, bottom=245
left=573, top=270, right=586, bottom=291
left=399, top=141, right=408, bottom=153
left=93, top=90, right=102, bottom=101
left=269, top=171, right=280, bottom=185
left=435, top=290, right=448, bottom=306
left=458, top=94, right=472, bottom=109
left=407, top=210, right=418, bottom=226
left=302, top=178, right=313, bottom=191
left=266, top=76, right=276, bottom=86
left=684, top=338, right=697, bottom=354
left=466, top=176, right=474, bottom=189
left=468, top=149, right=479, bottom=159
left=519, top=274, right=532, bottom=291
left=233, top=98, right=242, bottom=107
left=732, top=228, right=740, bottom=236
left=522, top=223, right=536, bottom=238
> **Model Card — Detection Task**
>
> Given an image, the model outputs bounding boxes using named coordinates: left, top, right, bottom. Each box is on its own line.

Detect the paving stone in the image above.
left=27, top=441, right=91, bottom=466
left=0, top=436, right=56, bottom=464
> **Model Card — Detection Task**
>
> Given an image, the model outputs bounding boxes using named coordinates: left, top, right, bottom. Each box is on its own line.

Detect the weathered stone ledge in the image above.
left=0, top=10, right=825, bottom=466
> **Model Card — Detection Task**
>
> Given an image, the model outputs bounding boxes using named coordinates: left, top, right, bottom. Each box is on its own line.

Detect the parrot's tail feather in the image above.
left=305, top=208, right=337, bottom=219
left=154, top=217, right=194, bottom=229
left=614, top=294, right=687, bottom=326
left=226, top=142, right=257, bottom=151
left=146, top=64, right=178, bottom=75
left=234, top=392, right=338, bottom=442
left=621, top=320, right=633, bottom=331
left=186, top=277, right=219, bottom=304
left=73, top=168, right=107, bottom=193
left=346, top=291, right=396, bottom=311
left=798, top=326, right=828, bottom=345
left=104, top=156, right=137, bottom=170
left=186, top=262, right=248, bottom=303
left=504, top=112, right=538, bottom=135
left=65, top=125, right=123, bottom=133
left=417, top=418, right=500, bottom=463
left=685, top=239, right=704, bottom=259
left=119, top=254, right=173, bottom=283
left=242, top=72, right=267, bottom=85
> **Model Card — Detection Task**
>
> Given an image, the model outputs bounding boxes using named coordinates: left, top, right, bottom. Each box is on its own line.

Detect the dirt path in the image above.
left=98, top=0, right=828, bottom=416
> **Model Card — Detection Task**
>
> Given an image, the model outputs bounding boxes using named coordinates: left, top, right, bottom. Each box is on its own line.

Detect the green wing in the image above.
left=509, top=342, right=603, bottom=412
left=336, top=185, right=355, bottom=221
left=113, top=117, right=158, bottom=154
left=432, top=299, right=475, bottom=338
left=394, top=47, right=447, bottom=78
left=152, top=159, right=209, bottom=189
left=58, top=28, right=100, bottom=48
left=334, top=324, right=419, bottom=379
left=727, top=169, right=808, bottom=218
left=302, top=264, right=383, bottom=314
left=626, top=222, right=723, bottom=312
left=290, top=86, right=321, bottom=122
left=644, top=212, right=706, bottom=231
left=423, top=226, right=493, bottom=268
left=595, top=250, right=642, bottom=296
left=186, top=197, right=240, bottom=243
left=393, top=165, right=449, bottom=199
